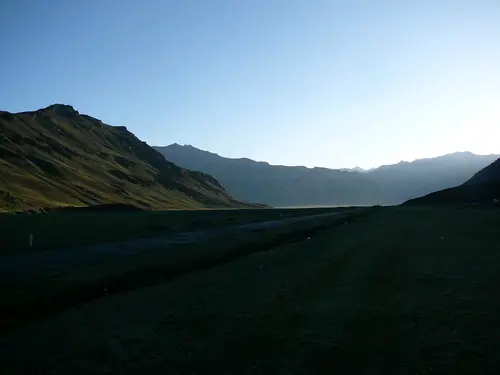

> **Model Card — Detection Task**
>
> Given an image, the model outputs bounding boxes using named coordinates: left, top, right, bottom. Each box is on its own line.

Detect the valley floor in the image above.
left=1, top=206, right=500, bottom=374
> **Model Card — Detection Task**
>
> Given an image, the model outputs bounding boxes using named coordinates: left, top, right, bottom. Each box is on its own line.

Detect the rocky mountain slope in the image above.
left=155, top=144, right=499, bottom=206
left=0, top=105, right=253, bottom=211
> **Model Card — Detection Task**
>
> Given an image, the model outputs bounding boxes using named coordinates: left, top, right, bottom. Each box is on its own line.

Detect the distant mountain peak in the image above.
left=169, top=143, right=199, bottom=151
left=439, top=151, right=475, bottom=158
left=339, top=166, right=367, bottom=173
left=42, top=104, right=79, bottom=117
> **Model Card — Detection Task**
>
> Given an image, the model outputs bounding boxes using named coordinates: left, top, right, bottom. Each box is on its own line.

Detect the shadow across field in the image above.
left=2, top=206, right=500, bottom=374
left=0, top=206, right=356, bottom=253
left=0, top=208, right=371, bottom=333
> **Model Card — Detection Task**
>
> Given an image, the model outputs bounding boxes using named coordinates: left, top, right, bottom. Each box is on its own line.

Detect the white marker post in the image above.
left=29, top=233, right=34, bottom=248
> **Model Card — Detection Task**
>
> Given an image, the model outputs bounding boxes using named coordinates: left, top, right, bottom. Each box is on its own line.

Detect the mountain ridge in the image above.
left=164, top=144, right=495, bottom=172
left=155, top=144, right=499, bottom=206
left=0, top=105, right=256, bottom=211
left=405, top=157, right=500, bottom=205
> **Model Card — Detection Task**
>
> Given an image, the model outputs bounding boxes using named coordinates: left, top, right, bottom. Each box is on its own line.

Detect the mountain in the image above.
left=367, top=152, right=500, bottom=203
left=0, top=105, right=254, bottom=211
left=155, top=144, right=380, bottom=207
left=465, top=158, right=500, bottom=185
left=155, top=144, right=499, bottom=206
left=405, top=158, right=500, bottom=205
left=340, top=166, right=368, bottom=173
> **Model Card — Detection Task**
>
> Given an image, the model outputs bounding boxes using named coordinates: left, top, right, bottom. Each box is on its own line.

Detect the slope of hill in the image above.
left=155, top=144, right=380, bottom=207
left=154, top=144, right=499, bottom=206
left=367, top=152, right=500, bottom=203
left=0, top=105, right=253, bottom=211
left=405, top=158, right=500, bottom=205
left=465, top=158, right=500, bottom=185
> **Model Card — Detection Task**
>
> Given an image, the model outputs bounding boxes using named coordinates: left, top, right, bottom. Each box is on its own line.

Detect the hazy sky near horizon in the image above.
left=1, top=0, right=500, bottom=169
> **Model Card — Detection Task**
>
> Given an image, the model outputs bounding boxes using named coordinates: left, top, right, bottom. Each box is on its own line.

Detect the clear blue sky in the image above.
left=2, top=0, right=499, bottom=169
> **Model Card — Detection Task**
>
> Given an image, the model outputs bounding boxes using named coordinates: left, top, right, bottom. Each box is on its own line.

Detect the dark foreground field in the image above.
left=0, top=206, right=350, bottom=253
left=1, top=206, right=500, bottom=374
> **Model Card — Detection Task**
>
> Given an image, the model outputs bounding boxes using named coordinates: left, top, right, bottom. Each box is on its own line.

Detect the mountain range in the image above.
left=1, top=104, right=497, bottom=211
left=0, top=105, right=255, bottom=211
left=155, top=144, right=499, bottom=207
left=405, top=158, right=500, bottom=205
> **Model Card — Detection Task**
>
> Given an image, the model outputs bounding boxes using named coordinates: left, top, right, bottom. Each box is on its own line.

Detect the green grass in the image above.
left=1, top=105, right=256, bottom=211
left=2, top=206, right=500, bottom=374
left=0, top=206, right=355, bottom=253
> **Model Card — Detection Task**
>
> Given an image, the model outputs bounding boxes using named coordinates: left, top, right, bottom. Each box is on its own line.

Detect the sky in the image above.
left=1, top=0, right=500, bottom=169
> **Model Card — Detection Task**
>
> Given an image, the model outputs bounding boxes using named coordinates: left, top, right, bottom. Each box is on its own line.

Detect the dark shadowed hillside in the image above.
left=0, top=105, right=254, bottom=211
left=465, top=158, right=500, bottom=185
left=155, top=144, right=380, bottom=207
left=405, top=157, right=500, bottom=205
left=155, top=144, right=499, bottom=206
left=368, top=152, right=500, bottom=203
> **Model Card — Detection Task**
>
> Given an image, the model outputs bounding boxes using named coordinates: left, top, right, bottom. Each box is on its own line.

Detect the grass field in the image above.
left=0, top=206, right=354, bottom=253
left=0, top=207, right=365, bottom=332
left=1, top=206, right=500, bottom=374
